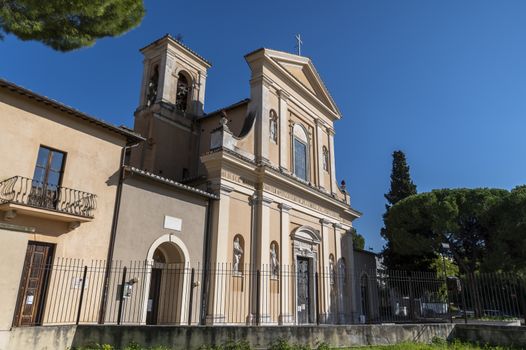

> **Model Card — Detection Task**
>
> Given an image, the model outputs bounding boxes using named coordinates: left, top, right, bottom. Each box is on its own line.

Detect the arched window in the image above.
left=146, top=65, right=159, bottom=106
left=175, top=72, right=190, bottom=112
left=322, top=146, right=329, bottom=172
left=269, top=110, right=278, bottom=143
left=270, top=241, right=279, bottom=276
left=293, top=124, right=309, bottom=181
left=233, top=234, right=245, bottom=274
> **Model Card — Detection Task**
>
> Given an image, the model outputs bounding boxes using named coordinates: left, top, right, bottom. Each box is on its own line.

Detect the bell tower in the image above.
left=131, top=35, right=211, bottom=181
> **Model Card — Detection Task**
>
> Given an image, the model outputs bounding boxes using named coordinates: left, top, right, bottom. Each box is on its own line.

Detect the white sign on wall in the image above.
left=164, top=215, right=182, bottom=231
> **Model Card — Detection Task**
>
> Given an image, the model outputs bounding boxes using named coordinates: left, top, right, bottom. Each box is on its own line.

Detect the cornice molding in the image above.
left=278, top=89, right=290, bottom=101
left=220, top=184, right=235, bottom=195
left=320, top=218, right=332, bottom=226
left=202, top=147, right=362, bottom=218
left=278, top=203, right=292, bottom=212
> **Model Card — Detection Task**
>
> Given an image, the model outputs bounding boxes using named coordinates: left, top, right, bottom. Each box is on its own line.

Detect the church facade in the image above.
left=123, top=35, right=366, bottom=325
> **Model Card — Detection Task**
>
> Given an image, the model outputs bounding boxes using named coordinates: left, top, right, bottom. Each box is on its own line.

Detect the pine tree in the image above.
left=0, top=0, right=145, bottom=51
left=381, top=150, right=418, bottom=270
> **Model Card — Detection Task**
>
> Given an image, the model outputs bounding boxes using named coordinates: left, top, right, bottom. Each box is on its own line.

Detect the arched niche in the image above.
left=233, top=234, right=245, bottom=274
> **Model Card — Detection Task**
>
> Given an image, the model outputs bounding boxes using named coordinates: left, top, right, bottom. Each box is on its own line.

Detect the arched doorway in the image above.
left=143, top=235, right=190, bottom=325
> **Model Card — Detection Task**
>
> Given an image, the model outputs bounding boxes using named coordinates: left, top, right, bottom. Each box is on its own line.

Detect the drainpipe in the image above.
left=200, top=196, right=215, bottom=325
left=98, top=141, right=140, bottom=324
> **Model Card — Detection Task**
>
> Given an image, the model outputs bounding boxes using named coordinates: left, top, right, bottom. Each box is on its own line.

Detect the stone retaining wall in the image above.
left=5, top=324, right=455, bottom=350
left=452, top=324, right=526, bottom=348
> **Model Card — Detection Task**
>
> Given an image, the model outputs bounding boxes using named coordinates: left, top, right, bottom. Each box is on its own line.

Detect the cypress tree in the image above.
left=381, top=150, right=419, bottom=270
left=384, top=150, right=417, bottom=209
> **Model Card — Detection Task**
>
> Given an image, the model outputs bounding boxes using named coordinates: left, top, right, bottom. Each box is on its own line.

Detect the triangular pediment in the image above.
left=266, top=51, right=342, bottom=118
left=279, top=62, right=317, bottom=94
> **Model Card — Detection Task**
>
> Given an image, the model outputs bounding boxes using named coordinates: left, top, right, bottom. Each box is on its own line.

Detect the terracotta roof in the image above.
left=124, top=166, right=219, bottom=199
left=201, top=98, right=250, bottom=119
left=0, top=78, right=144, bottom=143
left=140, top=34, right=212, bottom=67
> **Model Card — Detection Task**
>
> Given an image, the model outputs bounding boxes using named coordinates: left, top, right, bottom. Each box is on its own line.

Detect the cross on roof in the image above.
left=295, top=34, right=303, bottom=56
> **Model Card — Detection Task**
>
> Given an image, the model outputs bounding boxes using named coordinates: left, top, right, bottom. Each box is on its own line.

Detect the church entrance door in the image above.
left=296, top=256, right=311, bottom=324
left=146, top=267, right=162, bottom=325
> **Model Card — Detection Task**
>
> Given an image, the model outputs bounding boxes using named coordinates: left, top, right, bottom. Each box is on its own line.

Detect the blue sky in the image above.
left=2, top=1, right=526, bottom=251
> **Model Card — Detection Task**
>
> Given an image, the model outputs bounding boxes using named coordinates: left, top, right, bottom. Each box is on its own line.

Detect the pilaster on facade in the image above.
left=250, top=75, right=274, bottom=164
left=315, top=119, right=326, bottom=190
left=253, top=194, right=273, bottom=267
left=278, top=90, right=290, bottom=172
left=247, top=193, right=274, bottom=324
left=277, top=202, right=293, bottom=324
left=319, top=218, right=332, bottom=322
left=206, top=183, right=233, bottom=324
left=327, top=127, right=338, bottom=195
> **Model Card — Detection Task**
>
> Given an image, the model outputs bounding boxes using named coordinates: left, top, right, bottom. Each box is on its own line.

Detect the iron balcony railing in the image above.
left=0, top=176, right=96, bottom=218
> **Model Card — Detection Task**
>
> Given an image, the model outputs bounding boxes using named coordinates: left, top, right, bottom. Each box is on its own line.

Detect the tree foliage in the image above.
left=0, top=0, right=145, bottom=51
left=484, top=186, right=526, bottom=273
left=383, top=188, right=515, bottom=274
left=351, top=229, right=366, bottom=250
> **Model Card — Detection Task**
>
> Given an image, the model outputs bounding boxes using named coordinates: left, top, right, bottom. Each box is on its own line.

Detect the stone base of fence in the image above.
left=4, top=323, right=458, bottom=350
left=452, top=324, right=526, bottom=348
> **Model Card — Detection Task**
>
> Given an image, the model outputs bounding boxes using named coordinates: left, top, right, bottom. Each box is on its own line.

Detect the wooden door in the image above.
left=146, top=268, right=162, bottom=325
left=15, top=242, right=54, bottom=326
left=296, top=257, right=311, bottom=324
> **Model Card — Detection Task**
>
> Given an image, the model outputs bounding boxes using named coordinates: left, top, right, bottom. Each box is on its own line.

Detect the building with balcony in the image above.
left=0, top=79, right=143, bottom=331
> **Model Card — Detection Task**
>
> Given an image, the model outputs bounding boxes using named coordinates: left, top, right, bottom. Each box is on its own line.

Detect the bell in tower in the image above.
left=130, top=35, right=212, bottom=181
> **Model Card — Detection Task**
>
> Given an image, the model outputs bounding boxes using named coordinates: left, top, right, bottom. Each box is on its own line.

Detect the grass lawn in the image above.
left=348, top=342, right=513, bottom=350
left=73, top=340, right=517, bottom=350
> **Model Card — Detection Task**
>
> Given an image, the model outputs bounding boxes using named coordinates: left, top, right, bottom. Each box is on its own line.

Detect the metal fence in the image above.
left=14, top=258, right=526, bottom=327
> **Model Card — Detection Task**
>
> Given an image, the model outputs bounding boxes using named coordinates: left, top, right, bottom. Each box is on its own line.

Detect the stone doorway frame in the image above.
left=290, top=226, right=320, bottom=324
left=142, top=234, right=191, bottom=324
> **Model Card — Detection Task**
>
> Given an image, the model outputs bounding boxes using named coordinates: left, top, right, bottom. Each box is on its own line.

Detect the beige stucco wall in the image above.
left=131, top=108, right=200, bottom=182
left=112, top=176, right=209, bottom=266
left=0, top=92, right=125, bottom=261
left=0, top=228, right=29, bottom=331
left=353, top=249, right=379, bottom=321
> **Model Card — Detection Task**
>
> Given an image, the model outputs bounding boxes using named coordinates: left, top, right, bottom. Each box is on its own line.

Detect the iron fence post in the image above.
left=408, top=272, right=415, bottom=321
left=256, top=269, right=261, bottom=326
left=76, top=266, right=88, bottom=325
left=460, top=277, right=468, bottom=324
left=188, top=268, right=195, bottom=326
left=117, top=266, right=127, bottom=325
left=520, top=276, right=526, bottom=326
left=315, top=271, right=320, bottom=325
left=444, top=277, right=453, bottom=323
